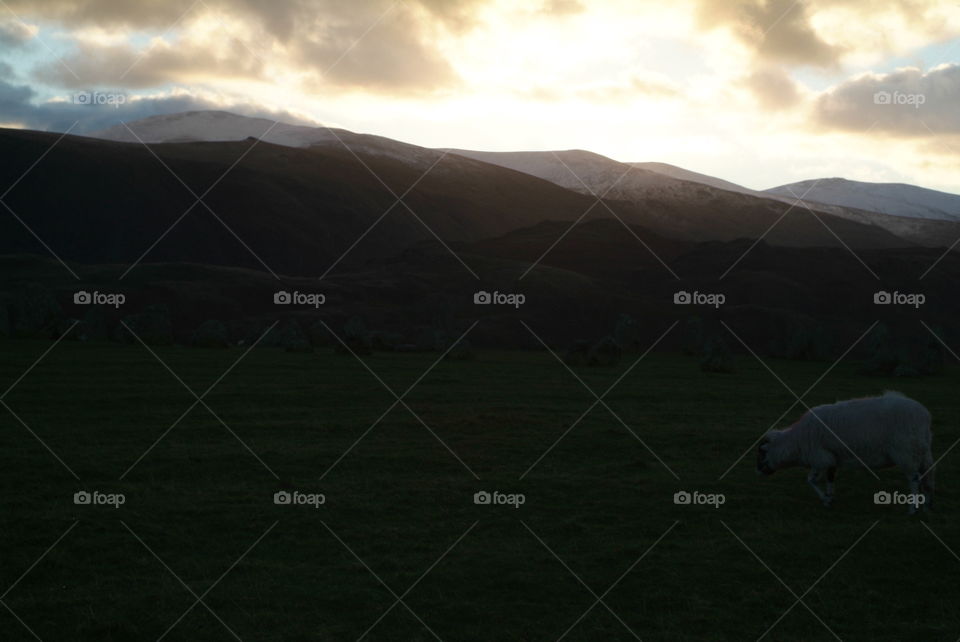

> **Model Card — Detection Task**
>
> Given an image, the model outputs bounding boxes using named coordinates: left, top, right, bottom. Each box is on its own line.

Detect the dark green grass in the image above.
left=0, top=340, right=957, bottom=641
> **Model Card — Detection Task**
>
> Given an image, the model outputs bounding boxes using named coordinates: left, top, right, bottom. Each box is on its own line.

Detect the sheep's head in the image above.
left=756, top=435, right=776, bottom=476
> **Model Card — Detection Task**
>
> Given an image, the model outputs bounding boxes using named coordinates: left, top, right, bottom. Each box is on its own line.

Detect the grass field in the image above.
left=1, top=338, right=958, bottom=641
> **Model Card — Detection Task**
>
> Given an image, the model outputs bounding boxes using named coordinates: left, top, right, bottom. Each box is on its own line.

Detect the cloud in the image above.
left=540, top=0, right=585, bottom=15
left=744, top=67, right=802, bottom=110
left=0, top=81, right=318, bottom=133
left=0, top=19, right=38, bottom=46
left=694, top=0, right=960, bottom=71
left=0, top=61, right=16, bottom=80
left=10, top=0, right=489, bottom=93
left=34, top=37, right=268, bottom=89
left=290, top=4, right=462, bottom=93
left=696, top=0, right=842, bottom=67
left=814, top=64, right=960, bottom=136
left=520, top=73, right=679, bottom=103
left=0, top=80, right=35, bottom=119
left=0, top=1, right=198, bottom=29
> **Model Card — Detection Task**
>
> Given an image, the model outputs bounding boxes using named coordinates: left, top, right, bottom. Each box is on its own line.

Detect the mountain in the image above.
left=94, top=111, right=333, bottom=147
left=448, top=148, right=707, bottom=198
left=764, top=178, right=960, bottom=222
left=626, top=159, right=960, bottom=248
left=95, top=112, right=960, bottom=226
left=86, top=112, right=911, bottom=254
left=1, top=127, right=612, bottom=277
left=447, top=148, right=908, bottom=249
left=93, top=111, right=960, bottom=249
left=631, top=162, right=756, bottom=196
left=92, top=110, right=443, bottom=170
left=6, top=110, right=960, bottom=355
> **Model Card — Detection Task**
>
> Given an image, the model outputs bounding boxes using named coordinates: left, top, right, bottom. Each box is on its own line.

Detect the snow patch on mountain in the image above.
left=92, top=110, right=448, bottom=171
left=765, top=178, right=960, bottom=222
left=93, top=110, right=340, bottom=147
left=632, top=162, right=756, bottom=196
left=447, top=149, right=715, bottom=200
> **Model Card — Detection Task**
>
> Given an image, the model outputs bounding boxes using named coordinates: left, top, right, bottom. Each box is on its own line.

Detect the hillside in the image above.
left=0, top=128, right=603, bottom=277
left=765, top=178, right=960, bottom=222
left=449, top=148, right=910, bottom=249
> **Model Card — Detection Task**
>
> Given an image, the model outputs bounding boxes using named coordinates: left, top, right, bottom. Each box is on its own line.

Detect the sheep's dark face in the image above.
left=757, top=439, right=775, bottom=476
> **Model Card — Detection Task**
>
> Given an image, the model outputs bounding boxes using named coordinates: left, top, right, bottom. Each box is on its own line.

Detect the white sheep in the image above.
left=757, top=391, right=934, bottom=513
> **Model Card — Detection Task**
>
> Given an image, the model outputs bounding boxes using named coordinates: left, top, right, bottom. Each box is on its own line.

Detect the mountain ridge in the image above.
left=764, top=177, right=960, bottom=223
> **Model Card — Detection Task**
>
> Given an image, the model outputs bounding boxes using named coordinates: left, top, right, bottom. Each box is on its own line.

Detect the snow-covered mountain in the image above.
left=632, top=162, right=757, bottom=196
left=94, top=110, right=338, bottom=146
left=91, top=110, right=444, bottom=170
left=446, top=148, right=914, bottom=248
left=448, top=149, right=695, bottom=198
left=96, top=112, right=758, bottom=205
left=452, top=148, right=960, bottom=246
left=87, top=110, right=960, bottom=246
left=764, top=178, right=960, bottom=223
left=98, top=113, right=738, bottom=210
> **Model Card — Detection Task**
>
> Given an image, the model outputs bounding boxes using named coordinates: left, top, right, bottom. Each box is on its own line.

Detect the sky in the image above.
left=1, top=0, right=959, bottom=193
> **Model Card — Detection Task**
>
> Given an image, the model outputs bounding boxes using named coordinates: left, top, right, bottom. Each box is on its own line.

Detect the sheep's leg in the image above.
left=824, top=467, right=836, bottom=506
left=921, top=453, right=935, bottom=511
left=806, top=469, right=830, bottom=506
left=907, top=472, right=922, bottom=515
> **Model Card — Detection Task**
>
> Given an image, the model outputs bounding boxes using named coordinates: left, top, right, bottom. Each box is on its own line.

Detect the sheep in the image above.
left=756, top=391, right=934, bottom=513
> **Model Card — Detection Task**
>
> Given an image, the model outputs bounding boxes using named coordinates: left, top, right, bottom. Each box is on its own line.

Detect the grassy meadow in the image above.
left=1, top=339, right=958, bottom=641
